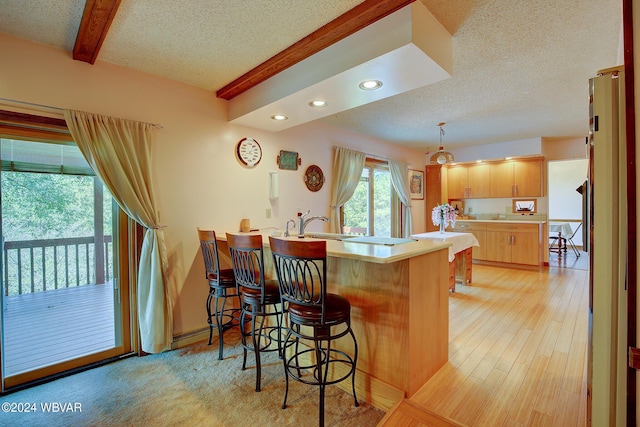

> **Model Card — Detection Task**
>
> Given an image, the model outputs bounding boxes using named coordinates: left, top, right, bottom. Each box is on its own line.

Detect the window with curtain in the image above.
left=341, top=159, right=401, bottom=237
left=0, top=109, right=133, bottom=387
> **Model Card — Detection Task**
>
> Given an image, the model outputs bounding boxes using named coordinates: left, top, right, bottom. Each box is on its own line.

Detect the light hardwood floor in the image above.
left=382, top=262, right=588, bottom=426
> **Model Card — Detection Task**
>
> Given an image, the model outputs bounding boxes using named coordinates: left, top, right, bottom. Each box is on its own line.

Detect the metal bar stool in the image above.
left=269, top=237, right=358, bottom=427
left=227, top=233, right=284, bottom=392
left=197, top=228, right=240, bottom=360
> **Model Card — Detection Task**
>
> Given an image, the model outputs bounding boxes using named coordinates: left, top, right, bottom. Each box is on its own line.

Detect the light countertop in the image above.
left=455, top=219, right=547, bottom=224
left=219, top=232, right=451, bottom=264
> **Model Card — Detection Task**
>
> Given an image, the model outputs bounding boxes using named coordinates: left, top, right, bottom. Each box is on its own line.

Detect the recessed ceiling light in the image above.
left=308, top=100, right=327, bottom=108
left=271, top=114, right=288, bottom=121
left=359, top=80, right=383, bottom=90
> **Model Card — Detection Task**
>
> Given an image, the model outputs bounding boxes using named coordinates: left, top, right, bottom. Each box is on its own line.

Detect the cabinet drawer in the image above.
left=485, top=222, right=538, bottom=233
left=451, top=222, right=486, bottom=232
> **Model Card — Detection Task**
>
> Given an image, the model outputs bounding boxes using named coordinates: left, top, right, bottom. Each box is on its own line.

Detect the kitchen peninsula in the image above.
left=216, top=234, right=451, bottom=411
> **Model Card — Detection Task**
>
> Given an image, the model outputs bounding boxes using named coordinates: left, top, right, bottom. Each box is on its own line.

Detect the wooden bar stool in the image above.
left=227, top=233, right=284, bottom=392
left=269, top=237, right=358, bottom=427
left=197, top=228, right=240, bottom=360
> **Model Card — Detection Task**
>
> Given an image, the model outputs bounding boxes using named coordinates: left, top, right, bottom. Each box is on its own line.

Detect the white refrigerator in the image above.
left=588, top=65, right=629, bottom=425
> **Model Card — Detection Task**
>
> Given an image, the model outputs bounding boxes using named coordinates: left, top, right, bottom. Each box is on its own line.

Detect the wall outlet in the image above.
left=266, top=208, right=271, bottom=219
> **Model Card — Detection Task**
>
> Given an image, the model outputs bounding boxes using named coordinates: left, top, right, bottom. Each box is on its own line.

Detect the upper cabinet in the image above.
left=469, top=163, right=491, bottom=197
left=447, top=163, right=490, bottom=199
left=446, top=158, right=543, bottom=199
left=447, top=166, right=467, bottom=199
left=490, top=159, right=542, bottom=198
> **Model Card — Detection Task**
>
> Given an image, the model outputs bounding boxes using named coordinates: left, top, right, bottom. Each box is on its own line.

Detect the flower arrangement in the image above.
left=432, top=203, right=457, bottom=232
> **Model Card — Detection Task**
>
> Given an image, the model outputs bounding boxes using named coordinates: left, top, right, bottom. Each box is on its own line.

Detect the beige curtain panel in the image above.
left=388, top=159, right=413, bottom=238
left=64, top=109, right=172, bottom=354
left=329, top=147, right=366, bottom=233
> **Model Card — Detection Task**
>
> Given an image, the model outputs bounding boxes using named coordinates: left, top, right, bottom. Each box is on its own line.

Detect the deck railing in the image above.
left=2, top=235, right=113, bottom=296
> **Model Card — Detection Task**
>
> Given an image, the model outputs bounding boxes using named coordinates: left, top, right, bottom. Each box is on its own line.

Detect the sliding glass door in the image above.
left=0, top=137, right=131, bottom=390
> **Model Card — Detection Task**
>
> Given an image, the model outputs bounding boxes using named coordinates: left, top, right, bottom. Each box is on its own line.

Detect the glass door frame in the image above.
left=0, top=113, right=135, bottom=392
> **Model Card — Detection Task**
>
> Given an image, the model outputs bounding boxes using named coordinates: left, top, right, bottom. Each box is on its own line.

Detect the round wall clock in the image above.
left=304, top=165, right=325, bottom=192
left=236, top=137, right=262, bottom=167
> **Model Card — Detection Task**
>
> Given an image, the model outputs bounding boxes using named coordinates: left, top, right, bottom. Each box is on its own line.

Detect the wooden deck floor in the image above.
left=3, top=284, right=115, bottom=377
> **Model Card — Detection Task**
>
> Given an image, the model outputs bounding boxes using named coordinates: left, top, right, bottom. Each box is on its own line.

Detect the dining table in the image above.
left=549, top=222, right=573, bottom=256
left=410, top=231, right=480, bottom=292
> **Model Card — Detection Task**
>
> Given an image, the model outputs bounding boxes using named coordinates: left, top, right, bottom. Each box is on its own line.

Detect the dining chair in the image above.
left=227, top=233, right=284, bottom=392
left=566, top=222, right=582, bottom=257
left=269, top=236, right=358, bottom=427
left=197, top=228, right=240, bottom=360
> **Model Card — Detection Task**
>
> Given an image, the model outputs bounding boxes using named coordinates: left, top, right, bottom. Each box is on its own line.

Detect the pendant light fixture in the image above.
left=429, top=122, right=454, bottom=165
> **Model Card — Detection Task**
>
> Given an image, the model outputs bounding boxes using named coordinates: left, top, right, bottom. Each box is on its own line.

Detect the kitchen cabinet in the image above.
left=450, top=221, right=487, bottom=260
left=447, top=166, right=467, bottom=199
left=484, top=222, right=540, bottom=265
left=490, top=159, right=543, bottom=198
left=446, top=163, right=490, bottom=199
left=452, top=220, right=542, bottom=266
left=446, top=159, right=541, bottom=200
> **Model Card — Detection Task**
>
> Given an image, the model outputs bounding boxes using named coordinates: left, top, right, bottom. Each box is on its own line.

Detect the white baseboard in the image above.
left=171, top=327, right=210, bottom=350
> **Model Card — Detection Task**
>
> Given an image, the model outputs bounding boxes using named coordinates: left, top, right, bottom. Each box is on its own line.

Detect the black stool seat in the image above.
left=288, top=293, right=350, bottom=326
left=208, top=268, right=235, bottom=286
left=241, top=279, right=280, bottom=305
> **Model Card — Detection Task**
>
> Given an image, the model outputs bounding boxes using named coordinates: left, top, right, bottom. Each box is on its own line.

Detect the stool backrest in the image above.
left=197, top=228, right=224, bottom=283
left=227, top=233, right=266, bottom=301
left=269, top=237, right=327, bottom=322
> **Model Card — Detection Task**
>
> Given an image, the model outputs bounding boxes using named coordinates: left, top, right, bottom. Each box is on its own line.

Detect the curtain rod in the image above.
left=0, top=97, right=163, bottom=129
left=0, top=97, right=64, bottom=117
left=332, top=146, right=390, bottom=162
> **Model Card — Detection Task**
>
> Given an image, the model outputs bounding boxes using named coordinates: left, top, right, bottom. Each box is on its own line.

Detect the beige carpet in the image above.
left=2, top=330, right=384, bottom=426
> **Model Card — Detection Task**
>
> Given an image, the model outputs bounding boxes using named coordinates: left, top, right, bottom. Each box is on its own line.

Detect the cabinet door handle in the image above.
left=511, top=235, right=515, bottom=245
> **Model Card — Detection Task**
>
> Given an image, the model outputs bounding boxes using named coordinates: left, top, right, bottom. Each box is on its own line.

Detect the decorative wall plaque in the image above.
left=304, top=165, right=324, bottom=192
left=277, top=150, right=301, bottom=170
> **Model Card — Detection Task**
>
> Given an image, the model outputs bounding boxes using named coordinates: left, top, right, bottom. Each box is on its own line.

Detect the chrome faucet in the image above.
left=283, top=219, right=296, bottom=237
left=298, top=210, right=331, bottom=238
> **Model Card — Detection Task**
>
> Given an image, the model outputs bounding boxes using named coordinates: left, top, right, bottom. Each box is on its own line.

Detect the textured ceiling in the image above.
left=0, top=0, right=622, bottom=153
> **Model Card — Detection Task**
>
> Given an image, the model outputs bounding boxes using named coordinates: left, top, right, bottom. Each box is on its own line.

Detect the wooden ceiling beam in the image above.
left=73, top=0, right=122, bottom=64
left=216, top=0, right=416, bottom=100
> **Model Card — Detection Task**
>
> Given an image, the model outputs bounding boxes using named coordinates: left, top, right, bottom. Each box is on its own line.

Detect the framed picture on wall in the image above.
left=409, top=169, right=424, bottom=200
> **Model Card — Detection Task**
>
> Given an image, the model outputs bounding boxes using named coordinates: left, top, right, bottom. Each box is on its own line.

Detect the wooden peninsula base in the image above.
left=216, top=234, right=451, bottom=412
left=325, top=248, right=449, bottom=410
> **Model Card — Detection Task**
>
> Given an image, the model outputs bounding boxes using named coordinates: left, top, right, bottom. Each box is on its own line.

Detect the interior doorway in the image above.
left=547, top=158, right=589, bottom=270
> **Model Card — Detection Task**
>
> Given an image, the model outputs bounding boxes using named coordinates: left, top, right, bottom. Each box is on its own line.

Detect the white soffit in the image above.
left=228, top=2, right=452, bottom=132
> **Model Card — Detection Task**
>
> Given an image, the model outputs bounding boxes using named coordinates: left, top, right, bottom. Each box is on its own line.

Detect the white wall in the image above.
left=0, top=33, right=426, bottom=336
left=548, top=159, right=588, bottom=246
left=449, top=137, right=542, bottom=163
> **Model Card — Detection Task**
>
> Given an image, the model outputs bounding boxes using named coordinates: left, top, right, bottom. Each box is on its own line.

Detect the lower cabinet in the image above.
left=485, top=223, right=540, bottom=266
left=452, top=221, right=541, bottom=266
